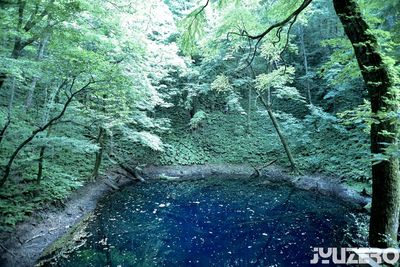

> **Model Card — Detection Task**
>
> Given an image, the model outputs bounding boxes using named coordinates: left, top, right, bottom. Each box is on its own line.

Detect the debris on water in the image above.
left=46, top=177, right=367, bottom=267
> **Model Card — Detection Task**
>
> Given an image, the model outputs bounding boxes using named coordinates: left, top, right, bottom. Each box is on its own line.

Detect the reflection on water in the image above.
left=49, top=177, right=367, bottom=266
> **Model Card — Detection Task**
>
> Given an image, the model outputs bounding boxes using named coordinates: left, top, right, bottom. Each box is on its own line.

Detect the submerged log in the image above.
left=250, top=159, right=278, bottom=178
left=108, top=153, right=146, bottom=182
left=119, top=164, right=146, bottom=182
left=104, top=178, right=120, bottom=190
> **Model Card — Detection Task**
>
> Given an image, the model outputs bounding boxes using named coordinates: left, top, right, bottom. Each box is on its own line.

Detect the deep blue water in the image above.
left=49, top=177, right=366, bottom=266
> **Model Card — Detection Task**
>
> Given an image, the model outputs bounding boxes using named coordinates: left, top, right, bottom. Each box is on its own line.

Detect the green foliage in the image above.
left=0, top=0, right=398, bottom=232
left=256, top=66, right=304, bottom=102
left=226, top=93, right=246, bottom=113
left=122, top=129, right=164, bottom=152
left=0, top=174, right=82, bottom=231
left=0, top=0, right=183, bottom=229
left=189, top=110, right=207, bottom=130
left=211, top=74, right=233, bottom=92
left=179, top=6, right=207, bottom=55
left=337, top=100, right=373, bottom=133
left=159, top=137, right=210, bottom=165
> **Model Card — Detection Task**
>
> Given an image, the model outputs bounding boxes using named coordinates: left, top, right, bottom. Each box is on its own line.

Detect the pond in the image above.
left=43, top=176, right=367, bottom=266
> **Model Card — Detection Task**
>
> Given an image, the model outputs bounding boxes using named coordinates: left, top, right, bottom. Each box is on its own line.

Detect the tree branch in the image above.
left=233, top=0, right=313, bottom=67
left=23, top=0, right=54, bottom=32
left=246, top=0, right=312, bottom=41
left=0, top=78, right=96, bottom=187
left=195, top=0, right=210, bottom=17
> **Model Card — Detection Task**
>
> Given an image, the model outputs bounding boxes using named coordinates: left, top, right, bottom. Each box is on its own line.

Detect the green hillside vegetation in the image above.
left=0, top=0, right=399, bottom=248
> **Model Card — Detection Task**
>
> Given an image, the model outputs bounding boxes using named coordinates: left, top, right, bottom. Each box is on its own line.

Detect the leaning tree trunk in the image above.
left=247, top=87, right=252, bottom=132
left=333, top=0, right=400, bottom=247
left=260, top=96, right=300, bottom=174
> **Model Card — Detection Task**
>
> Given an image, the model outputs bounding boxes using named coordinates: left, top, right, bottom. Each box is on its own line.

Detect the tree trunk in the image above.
left=92, top=127, right=105, bottom=181
left=333, top=0, right=400, bottom=247
left=189, top=96, right=198, bottom=118
left=26, top=35, right=49, bottom=110
left=26, top=77, right=39, bottom=109
left=0, top=119, right=11, bottom=146
left=0, top=77, right=16, bottom=145
left=260, top=96, right=300, bottom=174
left=0, top=78, right=93, bottom=187
left=299, top=25, right=312, bottom=105
left=0, top=73, right=6, bottom=90
left=8, top=77, right=16, bottom=113
left=37, top=126, right=52, bottom=184
left=0, top=29, right=23, bottom=91
left=247, top=87, right=252, bottom=132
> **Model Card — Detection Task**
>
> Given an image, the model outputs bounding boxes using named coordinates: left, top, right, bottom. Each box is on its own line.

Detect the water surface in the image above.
left=51, top=176, right=366, bottom=266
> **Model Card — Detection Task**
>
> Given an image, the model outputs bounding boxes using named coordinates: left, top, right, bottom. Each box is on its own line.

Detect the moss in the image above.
left=37, top=212, right=94, bottom=266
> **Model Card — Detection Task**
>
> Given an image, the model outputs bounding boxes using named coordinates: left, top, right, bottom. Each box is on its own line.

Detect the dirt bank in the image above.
left=0, top=164, right=370, bottom=267
left=0, top=174, right=136, bottom=267
left=143, top=164, right=370, bottom=206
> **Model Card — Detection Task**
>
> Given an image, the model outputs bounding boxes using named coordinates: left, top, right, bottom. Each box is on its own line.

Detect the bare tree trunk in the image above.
left=0, top=119, right=11, bottom=146
left=0, top=77, right=15, bottom=145
left=26, top=35, right=49, bottom=110
left=36, top=78, right=71, bottom=184
left=92, top=127, right=105, bottom=181
left=37, top=126, right=52, bottom=184
left=299, top=25, right=312, bottom=105
left=247, top=65, right=259, bottom=133
left=0, top=73, right=6, bottom=90
left=189, top=96, right=198, bottom=119
left=333, top=0, right=400, bottom=248
left=0, top=0, right=26, bottom=90
left=25, top=77, right=39, bottom=111
left=260, top=95, right=300, bottom=174
left=247, top=87, right=252, bottom=132
left=8, top=77, right=15, bottom=115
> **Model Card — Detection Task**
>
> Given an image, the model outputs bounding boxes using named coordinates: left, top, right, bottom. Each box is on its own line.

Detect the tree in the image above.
left=256, top=65, right=305, bottom=174
left=188, top=0, right=399, bottom=247
left=0, top=0, right=181, bottom=228
left=0, top=0, right=81, bottom=89
left=0, top=78, right=95, bottom=187
left=332, top=0, right=399, bottom=248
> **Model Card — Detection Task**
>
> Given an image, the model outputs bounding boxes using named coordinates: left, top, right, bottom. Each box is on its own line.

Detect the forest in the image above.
left=0, top=0, right=399, bottom=266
